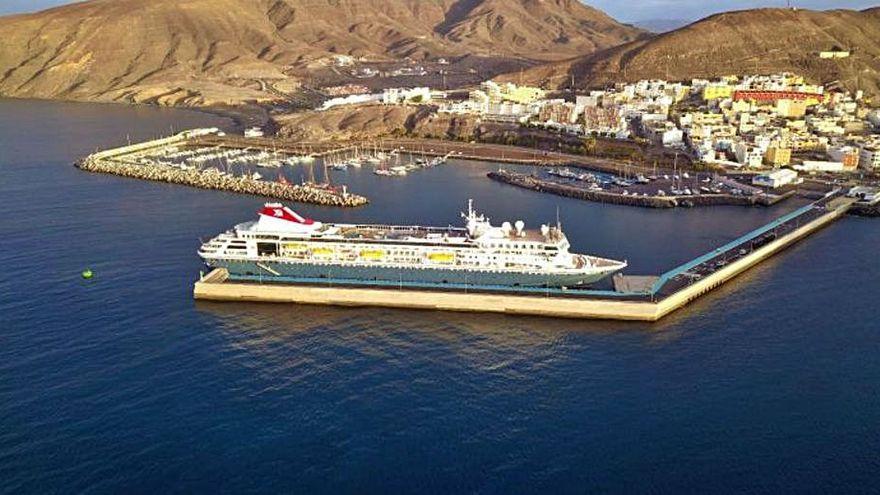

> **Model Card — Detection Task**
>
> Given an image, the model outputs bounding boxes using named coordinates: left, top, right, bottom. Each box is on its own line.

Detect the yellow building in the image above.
left=765, top=146, right=792, bottom=166
left=819, top=50, right=850, bottom=59
left=791, top=136, right=826, bottom=152
left=481, top=81, right=546, bottom=105
left=784, top=74, right=806, bottom=86
left=776, top=99, right=807, bottom=118
left=504, top=85, right=546, bottom=104
left=730, top=99, right=753, bottom=114
left=703, top=84, right=734, bottom=101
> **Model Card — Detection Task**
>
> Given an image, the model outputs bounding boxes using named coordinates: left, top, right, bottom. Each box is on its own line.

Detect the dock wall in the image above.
left=194, top=277, right=662, bottom=320
left=654, top=199, right=851, bottom=319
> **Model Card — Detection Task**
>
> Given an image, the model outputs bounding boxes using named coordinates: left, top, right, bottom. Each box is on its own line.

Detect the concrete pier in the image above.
left=194, top=193, right=856, bottom=321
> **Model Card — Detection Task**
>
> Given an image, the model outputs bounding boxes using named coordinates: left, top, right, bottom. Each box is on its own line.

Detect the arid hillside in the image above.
left=0, top=0, right=643, bottom=106
left=509, top=8, right=880, bottom=97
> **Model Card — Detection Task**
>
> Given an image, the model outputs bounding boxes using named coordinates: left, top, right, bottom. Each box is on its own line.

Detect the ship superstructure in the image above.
left=198, top=201, right=627, bottom=287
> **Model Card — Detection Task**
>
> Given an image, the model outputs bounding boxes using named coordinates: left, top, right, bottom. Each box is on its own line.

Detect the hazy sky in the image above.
left=0, top=0, right=876, bottom=21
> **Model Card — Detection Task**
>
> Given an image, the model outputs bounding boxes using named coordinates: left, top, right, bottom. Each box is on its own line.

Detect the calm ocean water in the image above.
left=2, top=98, right=879, bottom=494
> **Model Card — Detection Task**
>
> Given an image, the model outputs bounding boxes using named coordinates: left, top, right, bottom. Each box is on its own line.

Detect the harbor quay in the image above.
left=194, top=192, right=857, bottom=321
left=192, top=135, right=570, bottom=167
left=487, top=170, right=795, bottom=209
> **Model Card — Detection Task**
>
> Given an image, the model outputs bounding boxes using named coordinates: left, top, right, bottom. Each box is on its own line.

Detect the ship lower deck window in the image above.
left=257, top=242, right=278, bottom=256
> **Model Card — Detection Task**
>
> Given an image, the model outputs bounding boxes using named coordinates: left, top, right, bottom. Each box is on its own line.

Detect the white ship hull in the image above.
left=208, top=258, right=622, bottom=287
left=199, top=201, right=627, bottom=288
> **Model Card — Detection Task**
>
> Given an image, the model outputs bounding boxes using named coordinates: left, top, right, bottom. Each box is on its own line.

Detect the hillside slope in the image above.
left=0, top=0, right=643, bottom=106
left=510, top=8, right=880, bottom=97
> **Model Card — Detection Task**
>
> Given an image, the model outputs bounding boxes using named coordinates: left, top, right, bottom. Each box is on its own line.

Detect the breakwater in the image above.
left=488, top=170, right=786, bottom=209
left=850, top=202, right=880, bottom=217
left=76, top=129, right=368, bottom=207
left=77, top=157, right=367, bottom=207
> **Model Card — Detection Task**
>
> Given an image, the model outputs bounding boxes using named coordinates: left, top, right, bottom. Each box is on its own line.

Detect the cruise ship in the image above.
left=198, top=201, right=627, bottom=288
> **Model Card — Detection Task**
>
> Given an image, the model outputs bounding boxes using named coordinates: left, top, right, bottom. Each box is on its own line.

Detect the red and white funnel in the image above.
left=258, top=203, right=315, bottom=225
left=254, top=203, right=321, bottom=232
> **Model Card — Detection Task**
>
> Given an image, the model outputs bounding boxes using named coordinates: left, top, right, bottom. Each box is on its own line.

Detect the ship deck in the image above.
left=334, top=224, right=469, bottom=242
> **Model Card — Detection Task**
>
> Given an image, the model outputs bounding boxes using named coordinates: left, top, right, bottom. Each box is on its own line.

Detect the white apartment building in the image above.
left=735, top=142, right=765, bottom=168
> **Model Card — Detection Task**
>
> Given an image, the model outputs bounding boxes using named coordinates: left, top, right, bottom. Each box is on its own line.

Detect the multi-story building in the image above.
left=765, top=146, right=792, bottom=166
left=538, top=101, right=577, bottom=124
left=827, top=145, right=861, bottom=170
left=735, top=142, right=766, bottom=168
left=859, top=144, right=880, bottom=170
left=776, top=99, right=808, bottom=118
left=382, top=87, right=433, bottom=105
left=734, top=90, right=825, bottom=107
left=702, top=83, right=734, bottom=101
left=480, top=81, right=546, bottom=105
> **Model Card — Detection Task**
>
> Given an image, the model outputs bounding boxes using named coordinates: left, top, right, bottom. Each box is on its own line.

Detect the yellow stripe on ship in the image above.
left=311, top=247, right=334, bottom=257
left=427, top=252, right=455, bottom=264
left=359, top=249, right=385, bottom=260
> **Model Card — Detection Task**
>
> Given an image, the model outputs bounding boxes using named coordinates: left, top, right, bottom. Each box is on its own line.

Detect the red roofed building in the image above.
left=733, top=90, right=825, bottom=105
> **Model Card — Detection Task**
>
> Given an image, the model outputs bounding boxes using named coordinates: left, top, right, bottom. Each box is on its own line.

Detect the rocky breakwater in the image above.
left=849, top=202, right=880, bottom=217
left=76, top=157, right=368, bottom=207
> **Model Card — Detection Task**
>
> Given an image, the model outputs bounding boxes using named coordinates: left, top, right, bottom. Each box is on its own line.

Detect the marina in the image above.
left=76, top=129, right=368, bottom=207
left=195, top=191, right=856, bottom=321
left=488, top=169, right=794, bottom=209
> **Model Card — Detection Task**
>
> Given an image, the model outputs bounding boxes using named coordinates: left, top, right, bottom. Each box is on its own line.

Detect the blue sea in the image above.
left=2, top=98, right=879, bottom=493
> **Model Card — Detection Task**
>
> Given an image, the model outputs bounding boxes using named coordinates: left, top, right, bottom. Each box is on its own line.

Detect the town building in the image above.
left=819, top=50, right=851, bottom=59
left=382, top=87, right=433, bottom=105
left=858, top=142, right=880, bottom=170
left=795, top=160, right=846, bottom=173
left=827, top=145, right=861, bottom=170
left=735, top=142, right=765, bottom=168
left=765, top=146, right=792, bottom=166
left=752, top=168, right=800, bottom=188
left=776, top=99, right=807, bottom=118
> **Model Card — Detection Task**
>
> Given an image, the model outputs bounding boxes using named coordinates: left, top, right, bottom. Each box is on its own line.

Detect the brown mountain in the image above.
left=0, top=0, right=643, bottom=106
left=510, top=8, right=880, bottom=97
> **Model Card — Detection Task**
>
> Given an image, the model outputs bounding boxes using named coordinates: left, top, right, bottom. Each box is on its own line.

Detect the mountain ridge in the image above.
left=0, top=0, right=643, bottom=106
left=505, top=8, right=880, bottom=97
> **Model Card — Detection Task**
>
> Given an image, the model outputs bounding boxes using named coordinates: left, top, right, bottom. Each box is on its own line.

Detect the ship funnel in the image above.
left=501, top=221, right=513, bottom=236
left=541, top=224, right=550, bottom=237
left=515, top=220, right=525, bottom=236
